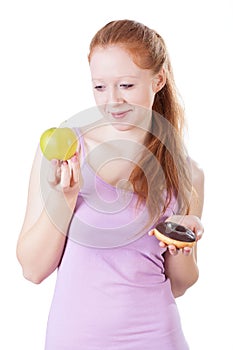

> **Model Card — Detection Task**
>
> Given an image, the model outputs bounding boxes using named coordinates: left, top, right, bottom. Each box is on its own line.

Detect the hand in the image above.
left=47, top=153, right=81, bottom=195
left=149, top=214, right=204, bottom=256
left=165, top=214, right=204, bottom=241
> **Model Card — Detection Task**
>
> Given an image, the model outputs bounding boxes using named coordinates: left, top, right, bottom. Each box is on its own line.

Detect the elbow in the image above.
left=18, top=260, right=46, bottom=284
left=172, top=270, right=199, bottom=298
left=172, top=284, right=188, bottom=298
left=22, top=269, right=45, bottom=284
left=17, top=253, right=45, bottom=285
left=17, top=255, right=56, bottom=285
left=173, top=289, right=186, bottom=298
left=20, top=262, right=50, bottom=284
left=16, top=245, right=46, bottom=284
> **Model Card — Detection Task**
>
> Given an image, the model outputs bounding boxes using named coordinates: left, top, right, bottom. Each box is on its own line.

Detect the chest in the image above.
left=83, top=136, right=137, bottom=188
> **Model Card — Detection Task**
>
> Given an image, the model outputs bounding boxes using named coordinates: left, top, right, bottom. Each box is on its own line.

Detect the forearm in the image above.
left=162, top=161, right=204, bottom=298
left=17, top=190, right=76, bottom=284
left=164, top=246, right=199, bottom=298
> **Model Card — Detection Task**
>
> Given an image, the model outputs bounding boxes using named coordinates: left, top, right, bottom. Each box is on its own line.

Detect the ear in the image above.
left=152, top=68, right=166, bottom=93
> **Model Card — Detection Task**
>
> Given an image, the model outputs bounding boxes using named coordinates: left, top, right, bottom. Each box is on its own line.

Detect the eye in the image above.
left=119, top=84, right=134, bottom=89
left=94, top=85, right=105, bottom=91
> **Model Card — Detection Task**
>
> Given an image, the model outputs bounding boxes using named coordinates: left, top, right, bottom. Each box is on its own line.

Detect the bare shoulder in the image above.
left=189, top=158, right=205, bottom=217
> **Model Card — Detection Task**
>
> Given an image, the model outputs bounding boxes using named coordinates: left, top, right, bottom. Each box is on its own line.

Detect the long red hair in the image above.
left=88, top=20, right=192, bottom=222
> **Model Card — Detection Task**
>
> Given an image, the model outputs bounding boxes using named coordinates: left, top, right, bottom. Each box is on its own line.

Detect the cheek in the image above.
left=131, top=90, right=155, bottom=109
left=93, top=91, right=105, bottom=106
left=146, top=89, right=156, bottom=108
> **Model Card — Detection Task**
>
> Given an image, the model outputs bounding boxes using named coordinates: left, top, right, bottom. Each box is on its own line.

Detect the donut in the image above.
left=152, top=221, right=196, bottom=248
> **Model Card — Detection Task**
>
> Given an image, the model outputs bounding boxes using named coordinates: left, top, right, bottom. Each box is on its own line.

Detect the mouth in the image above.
left=109, top=109, right=132, bottom=119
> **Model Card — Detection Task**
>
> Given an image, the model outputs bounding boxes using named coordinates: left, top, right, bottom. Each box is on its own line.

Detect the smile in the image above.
left=110, top=110, right=132, bottom=119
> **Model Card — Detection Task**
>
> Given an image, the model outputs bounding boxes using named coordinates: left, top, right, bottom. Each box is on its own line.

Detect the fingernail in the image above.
left=71, top=155, right=78, bottom=162
left=51, top=159, right=58, bottom=166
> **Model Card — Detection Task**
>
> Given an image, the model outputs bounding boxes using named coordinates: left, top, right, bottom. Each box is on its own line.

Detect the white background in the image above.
left=1, top=0, right=232, bottom=349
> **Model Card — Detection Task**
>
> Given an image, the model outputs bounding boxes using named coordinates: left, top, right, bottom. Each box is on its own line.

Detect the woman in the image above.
left=17, top=19, right=204, bottom=349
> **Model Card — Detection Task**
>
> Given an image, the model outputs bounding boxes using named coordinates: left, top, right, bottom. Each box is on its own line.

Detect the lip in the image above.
left=110, top=109, right=132, bottom=119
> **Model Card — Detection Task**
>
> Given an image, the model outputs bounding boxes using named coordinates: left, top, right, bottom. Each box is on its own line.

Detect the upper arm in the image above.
left=188, top=158, right=205, bottom=218
left=19, top=145, right=48, bottom=237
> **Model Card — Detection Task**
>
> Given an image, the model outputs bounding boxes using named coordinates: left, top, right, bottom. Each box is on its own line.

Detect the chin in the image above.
left=110, top=122, right=135, bottom=132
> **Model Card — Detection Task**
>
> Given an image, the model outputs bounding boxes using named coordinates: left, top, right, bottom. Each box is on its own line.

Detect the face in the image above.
left=89, top=45, right=158, bottom=132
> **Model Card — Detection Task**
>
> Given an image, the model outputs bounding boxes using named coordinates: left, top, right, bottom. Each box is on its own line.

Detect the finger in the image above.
left=48, top=159, right=60, bottom=185
left=159, top=241, right=166, bottom=248
left=148, top=229, right=155, bottom=236
left=168, top=244, right=179, bottom=256
left=183, top=246, right=192, bottom=256
left=70, top=154, right=80, bottom=184
left=195, top=228, right=204, bottom=241
left=60, top=161, right=71, bottom=189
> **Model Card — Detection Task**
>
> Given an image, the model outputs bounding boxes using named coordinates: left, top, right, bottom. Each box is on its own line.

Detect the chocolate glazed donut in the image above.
left=152, top=221, right=196, bottom=248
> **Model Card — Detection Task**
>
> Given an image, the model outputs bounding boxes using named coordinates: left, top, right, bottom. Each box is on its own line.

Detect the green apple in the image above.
left=40, top=127, right=78, bottom=160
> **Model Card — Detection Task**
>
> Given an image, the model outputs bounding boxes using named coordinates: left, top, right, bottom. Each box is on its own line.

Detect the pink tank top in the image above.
left=44, top=128, right=189, bottom=349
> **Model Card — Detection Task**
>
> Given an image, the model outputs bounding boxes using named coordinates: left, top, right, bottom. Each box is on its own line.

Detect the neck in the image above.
left=103, top=119, right=152, bottom=144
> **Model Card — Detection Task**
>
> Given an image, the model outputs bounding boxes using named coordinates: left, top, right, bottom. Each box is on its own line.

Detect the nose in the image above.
left=107, top=85, right=124, bottom=104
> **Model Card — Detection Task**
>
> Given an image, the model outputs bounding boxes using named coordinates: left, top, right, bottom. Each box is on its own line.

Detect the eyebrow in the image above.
left=92, top=75, right=140, bottom=82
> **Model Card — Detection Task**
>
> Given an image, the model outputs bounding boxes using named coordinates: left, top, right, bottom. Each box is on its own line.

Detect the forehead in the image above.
left=89, top=45, right=150, bottom=79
